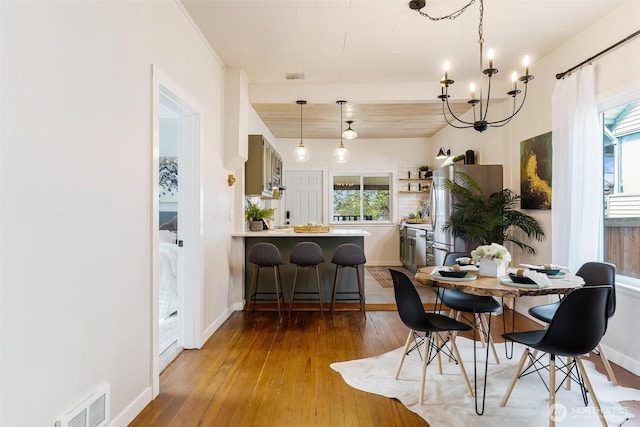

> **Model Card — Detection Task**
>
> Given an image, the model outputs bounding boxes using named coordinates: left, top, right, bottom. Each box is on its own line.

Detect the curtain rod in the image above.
left=556, top=29, right=640, bottom=79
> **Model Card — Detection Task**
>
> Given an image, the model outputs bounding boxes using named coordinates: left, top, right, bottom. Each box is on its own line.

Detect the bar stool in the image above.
left=288, top=241, right=325, bottom=319
left=247, top=242, right=285, bottom=317
left=330, top=243, right=367, bottom=320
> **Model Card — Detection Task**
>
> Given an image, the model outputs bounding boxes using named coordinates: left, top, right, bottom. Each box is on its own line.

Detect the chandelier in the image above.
left=410, top=0, right=534, bottom=132
left=293, top=100, right=310, bottom=162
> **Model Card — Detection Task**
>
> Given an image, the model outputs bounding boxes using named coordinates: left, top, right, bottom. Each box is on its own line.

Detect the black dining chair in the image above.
left=437, top=252, right=502, bottom=364
left=390, top=269, right=474, bottom=404
left=501, top=285, right=612, bottom=427
left=527, top=261, right=617, bottom=385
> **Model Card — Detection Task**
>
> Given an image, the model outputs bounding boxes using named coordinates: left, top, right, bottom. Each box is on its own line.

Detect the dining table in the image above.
left=414, top=266, right=585, bottom=415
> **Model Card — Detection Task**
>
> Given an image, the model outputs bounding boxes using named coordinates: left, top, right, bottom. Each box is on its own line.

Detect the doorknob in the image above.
left=178, top=240, right=184, bottom=247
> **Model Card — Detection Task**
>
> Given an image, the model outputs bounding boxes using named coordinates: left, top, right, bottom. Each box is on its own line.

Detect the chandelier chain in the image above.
left=414, top=0, right=475, bottom=21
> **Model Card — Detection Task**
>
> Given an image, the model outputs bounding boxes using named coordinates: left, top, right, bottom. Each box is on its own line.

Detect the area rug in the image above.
left=367, top=266, right=421, bottom=288
left=331, top=337, right=640, bottom=426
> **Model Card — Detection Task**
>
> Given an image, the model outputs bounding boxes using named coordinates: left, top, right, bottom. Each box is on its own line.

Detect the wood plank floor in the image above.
left=130, top=308, right=640, bottom=426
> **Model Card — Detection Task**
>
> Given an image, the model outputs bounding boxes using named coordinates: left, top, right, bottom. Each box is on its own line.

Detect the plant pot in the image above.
left=249, top=220, right=263, bottom=231
left=478, top=258, right=507, bottom=277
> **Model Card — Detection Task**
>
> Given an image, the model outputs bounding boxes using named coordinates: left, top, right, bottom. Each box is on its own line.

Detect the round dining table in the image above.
left=413, top=266, right=585, bottom=415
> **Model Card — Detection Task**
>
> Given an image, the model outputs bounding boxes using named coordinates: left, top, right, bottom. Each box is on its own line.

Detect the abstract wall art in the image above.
left=520, top=132, right=552, bottom=209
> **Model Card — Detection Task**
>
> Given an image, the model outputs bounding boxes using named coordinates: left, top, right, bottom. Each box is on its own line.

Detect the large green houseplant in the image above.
left=442, top=172, right=545, bottom=255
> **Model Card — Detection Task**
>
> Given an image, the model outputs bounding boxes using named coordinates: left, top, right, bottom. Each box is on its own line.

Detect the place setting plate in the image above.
left=500, top=277, right=542, bottom=288
left=432, top=272, right=477, bottom=282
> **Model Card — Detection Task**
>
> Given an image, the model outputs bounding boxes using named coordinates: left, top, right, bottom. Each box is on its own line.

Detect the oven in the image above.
left=426, top=230, right=434, bottom=266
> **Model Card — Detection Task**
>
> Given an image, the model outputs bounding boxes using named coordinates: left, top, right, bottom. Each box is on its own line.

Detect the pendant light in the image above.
left=293, top=100, right=310, bottom=162
left=334, top=101, right=350, bottom=163
left=342, top=120, right=358, bottom=140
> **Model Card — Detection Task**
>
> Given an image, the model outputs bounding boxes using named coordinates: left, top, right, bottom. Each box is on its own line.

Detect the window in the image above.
left=602, top=100, right=640, bottom=280
left=332, top=174, right=391, bottom=223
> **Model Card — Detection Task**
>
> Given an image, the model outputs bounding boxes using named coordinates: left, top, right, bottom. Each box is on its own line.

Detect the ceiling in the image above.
left=182, top=0, right=625, bottom=139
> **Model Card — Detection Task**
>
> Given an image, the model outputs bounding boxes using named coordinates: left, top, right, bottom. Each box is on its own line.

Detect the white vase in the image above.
left=478, top=258, right=507, bottom=277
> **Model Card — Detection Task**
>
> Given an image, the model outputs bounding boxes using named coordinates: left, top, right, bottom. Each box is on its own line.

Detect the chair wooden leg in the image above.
left=395, top=330, right=413, bottom=379
left=249, top=266, right=260, bottom=312
left=273, top=266, right=282, bottom=317
left=419, top=333, right=430, bottom=405
left=314, top=266, right=325, bottom=319
left=434, top=333, right=443, bottom=374
left=450, top=338, right=474, bottom=397
left=501, top=348, right=530, bottom=406
left=331, top=266, right=341, bottom=324
left=288, top=267, right=300, bottom=316
left=549, top=354, right=556, bottom=427
left=597, top=343, right=618, bottom=385
left=355, top=265, right=366, bottom=320
left=576, top=358, right=608, bottom=427
left=480, top=314, right=500, bottom=364
left=448, top=311, right=461, bottom=362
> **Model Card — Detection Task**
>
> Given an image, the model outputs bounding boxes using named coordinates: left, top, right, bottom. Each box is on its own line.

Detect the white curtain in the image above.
left=551, top=65, right=602, bottom=271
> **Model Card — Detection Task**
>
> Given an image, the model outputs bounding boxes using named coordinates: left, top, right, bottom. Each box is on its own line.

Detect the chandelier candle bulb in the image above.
left=523, top=55, right=530, bottom=76
left=487, top=49, right=494, bottom=69
left=511, top=71, right=518, bottom=91
left=443, top=61, right=450, bottom=81
left=469, top=82, right=476, bottom=99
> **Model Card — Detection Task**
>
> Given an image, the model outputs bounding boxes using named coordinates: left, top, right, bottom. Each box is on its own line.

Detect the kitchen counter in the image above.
left=232, top=228, right=371, bottom=237
left=234, top=228, right=370, bottom=310
left=400, top=222, right=432, bottom=231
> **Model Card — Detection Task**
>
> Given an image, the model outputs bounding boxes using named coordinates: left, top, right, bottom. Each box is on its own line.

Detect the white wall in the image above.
left=0, top=1, right=233, bottom=425
left=431, top=1, right=640, bottom=375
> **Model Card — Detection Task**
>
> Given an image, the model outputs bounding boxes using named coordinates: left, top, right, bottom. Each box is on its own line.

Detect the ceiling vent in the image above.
left=285, top=73, right=305, bottom=80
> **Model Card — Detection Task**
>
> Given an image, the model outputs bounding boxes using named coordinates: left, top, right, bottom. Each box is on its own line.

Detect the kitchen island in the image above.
left=232, top=228, right=371, bottom=310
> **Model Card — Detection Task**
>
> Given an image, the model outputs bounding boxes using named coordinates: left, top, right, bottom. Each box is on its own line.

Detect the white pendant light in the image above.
left=293, top=100, right=310, bottom=162
left=334, top=101, right=350, bottom=163
left=342, top=120, right=358, bottom=140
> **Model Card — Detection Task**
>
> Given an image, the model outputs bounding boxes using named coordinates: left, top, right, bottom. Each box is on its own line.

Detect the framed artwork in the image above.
left=159, top=157, right=178, bottom=202
left=520, top=132, right=552, bottom=209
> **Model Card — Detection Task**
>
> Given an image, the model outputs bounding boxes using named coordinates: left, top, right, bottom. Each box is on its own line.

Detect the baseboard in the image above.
left=109, top=386, right=152, bottom=427
left=601, top=343, right=640, bottom=377
left=200, top=307, right=234, bottom=347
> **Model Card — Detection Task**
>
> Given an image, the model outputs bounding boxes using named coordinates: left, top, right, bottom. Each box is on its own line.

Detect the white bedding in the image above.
left=159, top=242, right=179, bottom=320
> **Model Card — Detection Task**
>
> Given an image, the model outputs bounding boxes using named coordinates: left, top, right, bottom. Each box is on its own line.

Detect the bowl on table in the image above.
left=508, top=273, right=537, bottom=284
left=439, top=270, right=468, bottom=278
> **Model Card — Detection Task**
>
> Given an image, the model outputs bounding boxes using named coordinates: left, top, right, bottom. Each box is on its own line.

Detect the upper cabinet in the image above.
left=245, top=135, right=282, bottom=198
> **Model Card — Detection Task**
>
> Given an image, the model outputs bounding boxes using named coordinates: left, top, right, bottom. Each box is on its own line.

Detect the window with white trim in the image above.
left=331, top=173, right=391, bottom=223
left=603, top=100, right=640, bottom=280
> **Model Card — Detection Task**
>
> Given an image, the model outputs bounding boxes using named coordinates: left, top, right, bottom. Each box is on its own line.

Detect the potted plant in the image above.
left=244, top=200, right=275, bottom=231
left=442, top=172, right=545, bottom=255
left=419, top=165, right=430, bottom=178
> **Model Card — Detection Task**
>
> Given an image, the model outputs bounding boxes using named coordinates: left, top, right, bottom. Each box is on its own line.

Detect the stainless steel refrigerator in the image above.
left=428, top=164, right=503, bottom=266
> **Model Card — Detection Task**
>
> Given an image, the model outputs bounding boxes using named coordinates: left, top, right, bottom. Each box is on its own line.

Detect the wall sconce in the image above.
left=227, top=174, right=236, bottom=186
left=435, top=148, right=451, bottom=159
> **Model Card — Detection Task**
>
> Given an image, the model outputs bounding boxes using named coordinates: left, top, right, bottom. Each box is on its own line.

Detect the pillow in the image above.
left=159, top=230, right=177, bottom=244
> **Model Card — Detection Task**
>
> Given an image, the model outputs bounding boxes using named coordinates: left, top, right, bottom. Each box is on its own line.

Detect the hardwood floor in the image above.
left=130, top=308, right=640, bottom=426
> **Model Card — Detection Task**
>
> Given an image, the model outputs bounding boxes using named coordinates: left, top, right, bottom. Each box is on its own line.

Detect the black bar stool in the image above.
left=247, top=242, right=285, bottom=317
left=289, top=242, right=325, bottom=319
left=330, top=243, right=366, bottom=320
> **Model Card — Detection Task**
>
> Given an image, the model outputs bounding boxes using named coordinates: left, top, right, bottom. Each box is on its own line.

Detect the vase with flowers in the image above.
left=471, top=243, right=511, bottom=277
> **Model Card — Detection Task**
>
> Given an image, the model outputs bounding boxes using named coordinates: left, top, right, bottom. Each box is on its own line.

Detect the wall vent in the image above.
left=285, top=73, right=305, bottom=80
left=56, top=384, right=110, bottom=427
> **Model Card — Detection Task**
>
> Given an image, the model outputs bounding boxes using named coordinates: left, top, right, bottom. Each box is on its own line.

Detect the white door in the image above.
left=284, top=171, right=323, bottom=226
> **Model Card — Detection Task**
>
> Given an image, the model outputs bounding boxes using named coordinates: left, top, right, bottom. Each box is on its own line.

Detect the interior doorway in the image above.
left=152, top=66, right=204, bottom=397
